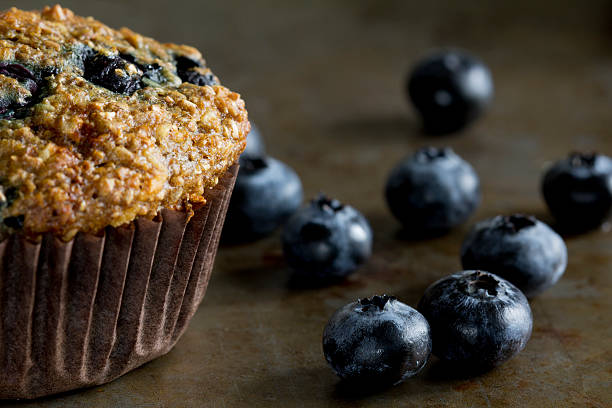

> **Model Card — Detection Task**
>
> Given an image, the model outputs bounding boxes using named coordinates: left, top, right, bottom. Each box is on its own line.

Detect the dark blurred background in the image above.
left=6, top=1, right=608, bottom=201
left=6, top=1, right=612, bottom=146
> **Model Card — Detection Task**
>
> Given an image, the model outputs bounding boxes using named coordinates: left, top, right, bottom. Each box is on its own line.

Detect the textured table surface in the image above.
left=3, top=0, right=612, bottom=407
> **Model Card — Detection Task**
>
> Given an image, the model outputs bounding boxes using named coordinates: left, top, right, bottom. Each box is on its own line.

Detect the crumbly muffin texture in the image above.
left=0, top=5, right=248, bottom=241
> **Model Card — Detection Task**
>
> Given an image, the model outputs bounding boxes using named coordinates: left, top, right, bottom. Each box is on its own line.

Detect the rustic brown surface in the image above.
left=2, top=0, right=612, bottom=406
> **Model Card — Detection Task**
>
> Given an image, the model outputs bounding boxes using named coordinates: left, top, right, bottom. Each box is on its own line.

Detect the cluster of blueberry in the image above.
left=80, top=50, right=217, bottom=95
left=223, top=131, right=374, bottom=285
left=0, top=49, right=217, bottom=121
left=223, top=49, right=612, bottom=389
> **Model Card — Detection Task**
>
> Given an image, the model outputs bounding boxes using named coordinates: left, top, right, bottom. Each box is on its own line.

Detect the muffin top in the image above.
left=0, top=5, right=248, bottom=241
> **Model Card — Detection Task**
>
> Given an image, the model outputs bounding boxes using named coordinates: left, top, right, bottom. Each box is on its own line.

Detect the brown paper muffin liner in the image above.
left=0, top=164, right=238, bottom=399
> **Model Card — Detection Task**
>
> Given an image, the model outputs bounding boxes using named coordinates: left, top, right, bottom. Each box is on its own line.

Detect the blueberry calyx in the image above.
left=415, top=146, right=451, bottom=163
left=359, top=295, right=396, bottom=311
left=461, top=271, right=500, bottom=298
left=498, top=214, right=536, bottom=233
left=568, top=152, right=596, bottom=167
left=313, top=193, right=344, bottom=213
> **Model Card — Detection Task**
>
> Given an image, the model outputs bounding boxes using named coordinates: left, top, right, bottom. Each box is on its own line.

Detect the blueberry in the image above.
left=0, top=63, right=38, bottom=93
left=241, top=122, right=266, bottom=159
left=282, top=194, right=372, bottom=283
left=175, top=56, right=217, bottom=86
left=461, top=214, right=567, bottom=297
left=542, top=152, right=612, bottom=232
left=3, top=215, right=24, bottom=229
left=83, top=53, right=142, bottom=94
left=120, top=53, right=165, bottom=84
left=323, top=295, right=431, bottom=387
left=0, top=62, right=41, bottom=119
left=385, top=147, right=480, bottom=234
left=418, top=271, right=532, bottom=372
left=222, top=156, right=303, bottom=243
left=407, top=50, right=493, bottom=134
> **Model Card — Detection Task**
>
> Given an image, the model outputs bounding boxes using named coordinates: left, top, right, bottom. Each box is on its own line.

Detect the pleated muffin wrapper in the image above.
left=0, top=164, right=238, bottom=399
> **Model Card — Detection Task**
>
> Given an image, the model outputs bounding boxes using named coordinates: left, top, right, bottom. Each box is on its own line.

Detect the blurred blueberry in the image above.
left=385, top=147, right=480, bottom=235
left=282, top=194, right=372, bottom=284
left=241, top=122, right=266, bottom=159
left=542, top=152, right=612, bottom=232
left=461, top=214, right=567, bottom=297
left=407, top=49, right=493, bottom=134
left=223, top=156, right=302, bottom=243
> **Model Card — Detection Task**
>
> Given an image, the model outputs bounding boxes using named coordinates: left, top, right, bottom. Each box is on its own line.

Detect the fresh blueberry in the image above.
left=407, top=50, right=493, bottom=134
left=282, top=194, right=372, bottom=283
left=83, top=53, right=142, bottom=94
left=418, top=270, right=532, bottom=372
left=223, top=156, right=303, bottom=243
left=461, top=214, right=567, bottom=297
left=385, top=147, right=480, bottom=235
left=323, top=295, right=431, bottom=387
left=241, top=122, right=266, bottom=159
left=542, top=152, right=612, bottom=232
left=175, top=56, right=217, bottom=86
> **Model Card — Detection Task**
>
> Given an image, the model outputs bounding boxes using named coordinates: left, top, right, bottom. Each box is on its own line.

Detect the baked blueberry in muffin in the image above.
left=0, top=5, right=249, bottom=241
left=0, top=5, right=248, bottom=399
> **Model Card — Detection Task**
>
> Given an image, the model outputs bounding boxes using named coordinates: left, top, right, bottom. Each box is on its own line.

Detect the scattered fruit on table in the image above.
left=282, top=194, right=372, bottom=284
left=385, top=146, right=480, bottom=235
left=542, top=152, right=612, bottom=233
left=461, top=214, right=567, bottom=297
left=407, top=49, right=493, bottom=134
left=223, top=156, right=303, bottom=243
left=323, top=295, right=431, bottom=387
left=417, top=270, right=532, bottom=372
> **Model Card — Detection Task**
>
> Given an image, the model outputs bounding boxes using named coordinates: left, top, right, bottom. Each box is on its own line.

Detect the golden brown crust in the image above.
left=0, top=5, right=248, bottom=240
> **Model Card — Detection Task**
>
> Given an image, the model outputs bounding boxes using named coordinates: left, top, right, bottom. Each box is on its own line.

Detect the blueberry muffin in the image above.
left=0, top=4, right=248, bottom=241
left=0, top=5, right=247, bottom=399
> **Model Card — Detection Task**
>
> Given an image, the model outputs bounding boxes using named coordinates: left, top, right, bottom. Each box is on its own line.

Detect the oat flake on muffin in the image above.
left=0, top=4, right=249, bottom=241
